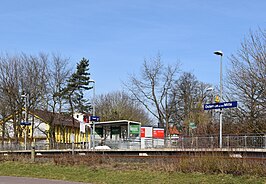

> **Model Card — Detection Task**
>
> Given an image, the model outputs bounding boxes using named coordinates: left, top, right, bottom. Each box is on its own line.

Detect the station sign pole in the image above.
left=204, top=101, right=237, bottom=148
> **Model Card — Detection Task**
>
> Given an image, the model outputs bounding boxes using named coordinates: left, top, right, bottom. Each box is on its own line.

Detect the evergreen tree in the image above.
left=62, top=58, right=92, bottom=129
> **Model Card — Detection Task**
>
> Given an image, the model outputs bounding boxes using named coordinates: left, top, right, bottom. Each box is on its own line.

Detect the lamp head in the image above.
left=214, top=51, right=223, bottom=56
left=206, top=87, right=214, bottom=92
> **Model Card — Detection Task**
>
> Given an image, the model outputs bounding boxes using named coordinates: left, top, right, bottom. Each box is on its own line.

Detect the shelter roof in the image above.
left=94, top=120, right=141, bottom=127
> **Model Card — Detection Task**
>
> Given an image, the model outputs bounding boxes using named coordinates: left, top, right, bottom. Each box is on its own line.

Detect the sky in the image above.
left=0, top=0, right=265, bottom=96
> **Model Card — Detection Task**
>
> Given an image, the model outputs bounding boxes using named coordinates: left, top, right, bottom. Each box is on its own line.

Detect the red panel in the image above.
left=153, top=129, right=164, bottom=139
left=141, top=127, right=145, bottom=138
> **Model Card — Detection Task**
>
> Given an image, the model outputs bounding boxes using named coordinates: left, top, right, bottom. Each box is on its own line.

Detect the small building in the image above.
left=0, top=109, right=84, bottom=148
left=92, top=120, right=141, bottom=149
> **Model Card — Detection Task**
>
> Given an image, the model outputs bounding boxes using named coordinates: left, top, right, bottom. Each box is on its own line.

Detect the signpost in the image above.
left=89, top=115, right=100, bottom=150
left=204, top=101, right=237, bottom=110
left=20, top=121, right=31, bottom=151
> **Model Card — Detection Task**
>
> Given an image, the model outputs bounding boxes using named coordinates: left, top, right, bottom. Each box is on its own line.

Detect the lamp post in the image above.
left=206, top=87, right=214, bottom=108
left=206, top=87, right=214, bottom=102
left=89, top=79, right=96, bottom=149
left=206, top=87, right=214, bottom=132
left=89, top=79, right=96, bottom=116
left=21, top=94, right=28, bottom=150
left=214, top=50, right=223, bottom=148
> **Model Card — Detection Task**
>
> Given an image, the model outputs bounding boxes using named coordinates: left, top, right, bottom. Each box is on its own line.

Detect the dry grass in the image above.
left=49, top=154, right=266, bottom=177
left=1, top=153, right=265, bottom=177
left=150, top=156, right=266, bottom=176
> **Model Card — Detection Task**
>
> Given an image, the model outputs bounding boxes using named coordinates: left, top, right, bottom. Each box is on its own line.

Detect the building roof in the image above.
left=31, top=110, right=80, bottom=128
left=169, top=125, right=181, bottom=135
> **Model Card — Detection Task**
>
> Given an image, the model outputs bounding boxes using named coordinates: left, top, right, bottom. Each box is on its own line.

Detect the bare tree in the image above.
left=95, top=91, right=152, bottom=125
left=43, top=53, right=71, bottom=146
left=227, top=29, right=266, bottom=133
left=125, top=54, right=180, bottom=136
left=0, top=54, right=25, bottom=143
left=171, top=72, right=213, bottom=135
left=19, top=53, right=49, bottom=144
left=0, top=53, right=54, bottom=144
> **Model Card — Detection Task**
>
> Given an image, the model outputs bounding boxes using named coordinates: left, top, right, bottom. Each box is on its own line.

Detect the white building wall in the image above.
left=33, top=118, right=47, bottom=138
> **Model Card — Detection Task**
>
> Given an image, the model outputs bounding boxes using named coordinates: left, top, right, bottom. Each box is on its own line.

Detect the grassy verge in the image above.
left=0, top=161, right=265, bottom=184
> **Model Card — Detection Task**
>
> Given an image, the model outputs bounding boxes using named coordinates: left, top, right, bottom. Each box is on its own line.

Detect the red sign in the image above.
left=153, top=129, right=164, bottom=139
left=141, top=127, right=145, bottom=138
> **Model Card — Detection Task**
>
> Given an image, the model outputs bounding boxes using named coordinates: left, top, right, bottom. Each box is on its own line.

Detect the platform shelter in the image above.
left=92, top=120, right=141, bottom=149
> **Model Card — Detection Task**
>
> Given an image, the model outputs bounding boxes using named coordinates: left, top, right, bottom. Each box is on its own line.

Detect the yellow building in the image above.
left=0, top=109, right=88, bottom=145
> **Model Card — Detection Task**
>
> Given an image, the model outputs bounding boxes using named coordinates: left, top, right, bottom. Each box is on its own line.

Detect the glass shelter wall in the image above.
left=93, top=120, right=141, bottom=149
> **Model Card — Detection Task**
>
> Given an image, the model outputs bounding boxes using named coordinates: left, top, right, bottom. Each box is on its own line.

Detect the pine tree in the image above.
left=62, top=58, right=92, bottom=130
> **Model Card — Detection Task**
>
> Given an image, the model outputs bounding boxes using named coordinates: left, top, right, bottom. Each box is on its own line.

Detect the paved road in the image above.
left=0, top=176, right=89, bottom=184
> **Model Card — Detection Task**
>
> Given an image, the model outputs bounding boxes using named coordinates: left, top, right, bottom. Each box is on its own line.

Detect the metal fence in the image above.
left=0, top=142, right=78, bottom=151
left=124, top=135, right=266, bottom=149
left=0, top=135, right=265, bottom=151
left=164, top=135, right=266, bottom=149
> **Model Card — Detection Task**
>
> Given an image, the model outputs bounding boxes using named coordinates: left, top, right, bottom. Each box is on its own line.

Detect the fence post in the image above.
left=31, top=142, right=35, bottom=163
left=71, top=133, right=75, bottom=155
left=227, top=135, right=230, bottom=148
left=244, top=135, right=247, bottom=148
left=211, top=136, right=213, bottom=149
left=264, top=134, right=266, bottom=149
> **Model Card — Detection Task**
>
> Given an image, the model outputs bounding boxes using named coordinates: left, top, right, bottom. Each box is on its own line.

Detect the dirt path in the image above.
left=0, top=176, right=89, bottom=184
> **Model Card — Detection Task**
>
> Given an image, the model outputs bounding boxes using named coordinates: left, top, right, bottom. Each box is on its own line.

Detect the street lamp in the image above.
left=206, top=87, right=214, bottom=91
left=89, top=79, right=96, bottom=149
left=214, top=50, right=223, bottom=148
left=21, top=94, right=28, bottom=150
left=206, top=87, right=213, bottom=90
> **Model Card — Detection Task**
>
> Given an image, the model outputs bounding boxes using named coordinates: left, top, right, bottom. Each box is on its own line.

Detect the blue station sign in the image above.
left=90, top=116, right=100, bottom=122
left=20, top=122, right=31, bottom=126
left=204, top=101, right=237, bottom=110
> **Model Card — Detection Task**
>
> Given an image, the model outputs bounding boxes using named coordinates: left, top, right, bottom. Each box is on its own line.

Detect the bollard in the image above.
left=71, top=133, right=75, bottom=155
left=31, top=143, right=35, bottom=163
left=72, top=142, right=74, bottom=155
